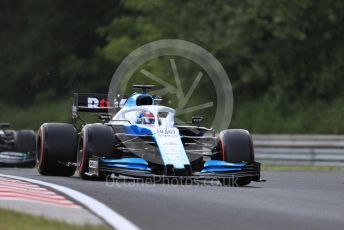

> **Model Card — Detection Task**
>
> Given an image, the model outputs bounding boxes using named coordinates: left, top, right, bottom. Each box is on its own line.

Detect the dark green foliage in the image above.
left=0, top=0, right=343, bottom=133
left=0, top=0, right=119, bottom=104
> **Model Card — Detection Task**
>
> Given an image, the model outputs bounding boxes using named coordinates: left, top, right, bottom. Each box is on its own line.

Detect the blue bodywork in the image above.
left=201, top=160, right=246, bottom=173
left=100, top=158, right=151, bottom=171
left=124, top=93, right=154, bottom=107
left=122, top=125, right=152, bottom=135
left=100, top=158, right=245, bottom=173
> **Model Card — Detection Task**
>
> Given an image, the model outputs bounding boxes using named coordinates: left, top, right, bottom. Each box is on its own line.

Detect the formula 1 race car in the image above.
left=37, top=85, right=261, bottom=186
left=0, top=123, right=36, bottom=167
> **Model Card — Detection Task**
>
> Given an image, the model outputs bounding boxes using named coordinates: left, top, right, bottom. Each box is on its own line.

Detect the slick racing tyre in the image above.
left=77, top=124, right=115, bottom=180
left=218, top=129, right=254, bottom=186
left=37, top=123, right=78, bottom=176
left=14, top=130, right=36, bottom=154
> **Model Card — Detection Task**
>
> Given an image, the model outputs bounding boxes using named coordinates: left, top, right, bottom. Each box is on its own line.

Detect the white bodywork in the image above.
left=110, top=105, right=190, bottom=169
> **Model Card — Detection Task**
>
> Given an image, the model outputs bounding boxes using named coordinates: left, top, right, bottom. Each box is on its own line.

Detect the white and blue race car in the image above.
left=36, top=85, right=261, bottom=186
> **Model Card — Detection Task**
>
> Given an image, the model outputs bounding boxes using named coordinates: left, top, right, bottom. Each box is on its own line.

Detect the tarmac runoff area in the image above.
left=0, top=176, right=103, bottom=226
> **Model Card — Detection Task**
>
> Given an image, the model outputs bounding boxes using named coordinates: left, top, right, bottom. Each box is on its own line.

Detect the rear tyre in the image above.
left=77, top=124, right=115, bottom=180
left=37, top=123, right=78, bottom=176
left=14, top=130, right=36, bottom=153
left=218, top=129, right=254, bottom=186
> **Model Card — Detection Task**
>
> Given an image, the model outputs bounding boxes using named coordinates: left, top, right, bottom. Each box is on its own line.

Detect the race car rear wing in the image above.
left=71, top=93, right=112, bottom=125
left=71, top=93, right=128, bottom=125
left=72, top=93, right=112, bottom=113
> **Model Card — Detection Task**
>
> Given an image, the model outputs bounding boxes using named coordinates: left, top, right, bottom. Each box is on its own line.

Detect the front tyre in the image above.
left=218, top=129, right=254, bottom=186
left=14, top=130, right=36, bottom=168
left=77, top=124, right=115, bottom=180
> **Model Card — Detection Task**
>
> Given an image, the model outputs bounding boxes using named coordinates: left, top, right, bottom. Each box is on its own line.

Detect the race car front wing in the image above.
left=0, top=152, right=36, bottom=167
left=86, top=157, right=261, bottom=182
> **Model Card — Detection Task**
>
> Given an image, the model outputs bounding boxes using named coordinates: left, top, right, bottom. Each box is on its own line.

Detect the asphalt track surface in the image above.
left=1, top=168, right=343, bottom=230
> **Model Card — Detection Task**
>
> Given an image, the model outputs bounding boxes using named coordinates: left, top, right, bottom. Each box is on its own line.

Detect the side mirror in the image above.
left=191, top=117, right=203, bottom=125
left=154, top=95, right=163, bottom=105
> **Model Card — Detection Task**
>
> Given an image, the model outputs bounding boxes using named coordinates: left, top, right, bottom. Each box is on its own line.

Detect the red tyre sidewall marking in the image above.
left=79, top=131, right=86, bottom=174
left=221, top=139, right=225, bottom=161
left=215, top=134, right=226, bottom=161
left=38, top=127, right=45, bottom=168
left=218, top=134, right=225, bottom=161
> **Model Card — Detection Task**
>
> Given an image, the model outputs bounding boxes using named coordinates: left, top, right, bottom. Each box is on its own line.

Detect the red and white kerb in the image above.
left=0, top=177, right=77, bottom=207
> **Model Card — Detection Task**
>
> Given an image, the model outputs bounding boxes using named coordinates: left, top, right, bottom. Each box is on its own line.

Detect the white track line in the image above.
left=0, top=173, right=140, bottom=230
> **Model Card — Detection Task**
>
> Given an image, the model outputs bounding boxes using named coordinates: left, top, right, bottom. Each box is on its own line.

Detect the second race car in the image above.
left=0, top=123, right=36, bottom=167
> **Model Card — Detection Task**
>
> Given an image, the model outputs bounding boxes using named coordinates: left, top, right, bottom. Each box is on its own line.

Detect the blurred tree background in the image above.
left=0, top=0, right=343, bottom=133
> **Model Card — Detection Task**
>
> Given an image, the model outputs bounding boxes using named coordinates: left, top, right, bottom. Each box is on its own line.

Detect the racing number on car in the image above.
left=89, top=160, right=98, bottom=169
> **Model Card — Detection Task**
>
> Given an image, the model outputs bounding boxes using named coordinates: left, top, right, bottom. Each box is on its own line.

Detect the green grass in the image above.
left=0, top=208, right=109, bottom=230
left=262, top=164, right=344, bottom=172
